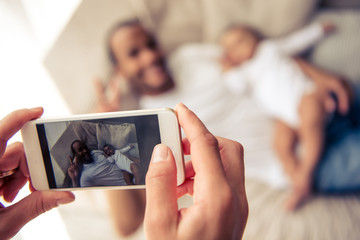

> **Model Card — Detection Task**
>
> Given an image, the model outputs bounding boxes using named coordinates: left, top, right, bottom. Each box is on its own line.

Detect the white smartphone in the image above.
left=21, top=108, right=185, bottom=191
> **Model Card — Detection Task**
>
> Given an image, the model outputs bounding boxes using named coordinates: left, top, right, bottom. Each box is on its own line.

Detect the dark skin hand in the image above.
left=67, top=156, right=82, bottom=187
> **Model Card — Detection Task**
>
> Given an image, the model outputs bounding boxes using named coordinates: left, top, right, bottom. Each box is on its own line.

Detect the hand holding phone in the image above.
left=0, top=108, right=75, bottom=240
left=21, top=108, right=185, bottom=190
left=144, top=103, right=248, bottom=240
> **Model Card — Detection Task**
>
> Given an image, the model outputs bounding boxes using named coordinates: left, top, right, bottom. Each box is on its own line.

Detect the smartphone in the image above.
left=21, top=108, right=185, bottom=191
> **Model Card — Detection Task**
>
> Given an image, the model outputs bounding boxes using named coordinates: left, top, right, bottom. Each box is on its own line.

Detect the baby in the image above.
left=220, top=22, right=335, bottom=210
left=103, top=144, right=134, bottom=159
left=103, top=144, right=140, bottom=184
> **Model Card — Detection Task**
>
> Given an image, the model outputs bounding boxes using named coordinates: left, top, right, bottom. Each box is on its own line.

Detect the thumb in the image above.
left=1, top=191, right=74, bottom=239
left=324, top=94, right=336, bottom=114
left=145, top=144, right=178, bottom=236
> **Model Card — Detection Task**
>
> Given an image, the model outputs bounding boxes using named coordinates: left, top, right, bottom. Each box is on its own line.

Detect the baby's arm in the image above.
left=113, top=151, right=134, bottom=173
left=119, top=144, right=134, bottom=153
left=275, top=22, right=335, bottom=55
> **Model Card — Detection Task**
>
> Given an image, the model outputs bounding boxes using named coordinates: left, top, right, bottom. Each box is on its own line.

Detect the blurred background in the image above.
left=1, top=0, right=360, bottom=239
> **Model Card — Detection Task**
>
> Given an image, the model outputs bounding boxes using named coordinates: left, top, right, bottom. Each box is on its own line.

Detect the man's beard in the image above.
left=131, top=60, right=174, bottom=95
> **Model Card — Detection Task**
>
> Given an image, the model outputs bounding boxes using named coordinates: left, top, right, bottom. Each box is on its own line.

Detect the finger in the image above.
left=323, top=94, right=336, bottom=113
left=216, top=136, right=249, bottom=234
left=2, top=171, right=28, bottom=202
left=182, top=138, right=191, bottom=155
left=74, top=157, right=79, bottom=166
left=175, top=103, right=226, bottom=184
left=0, top=179, right=4, bottom=196
left=0, top=107, right=43, bottom=155
left=216, top=137, right=246, bottom=190
left=333, top=87, right=348, bottom=115
left=93, top=78, right=107, bottom=104
left=29, top=181, right=36, bottom=192
left=108, top=77, right=122, bottom=103
left=145, top=144, right=178, bottom=236
left=0, top=190, right=74, bottom=239
left=176, top=161, right=195, bottom=197
left=68, top=156, right=73, bottom=165
left=184, top=160, right=195, bottom=179
left=0, top=142, right=29, bottom=178
left=329, top=79, right=349, bottom=114
left=176, top=179, right=194, bottom=198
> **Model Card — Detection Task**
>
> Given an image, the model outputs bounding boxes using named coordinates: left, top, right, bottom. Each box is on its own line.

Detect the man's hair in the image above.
left=71, top=140, right=82, bottom=155
left=106, top=19, right=142, bottom=67
left=222, top=23, right=264, bottom=42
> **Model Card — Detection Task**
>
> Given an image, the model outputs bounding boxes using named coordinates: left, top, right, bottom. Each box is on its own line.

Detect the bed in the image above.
left=49, top=120, right=139, bottom=187
left=43, top=0, right=360, bottom=239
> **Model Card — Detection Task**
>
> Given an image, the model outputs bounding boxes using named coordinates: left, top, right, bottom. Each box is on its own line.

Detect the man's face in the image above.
left=73, top=141, right=93, bottom=164
left=110, top=25, right=173, bottom=95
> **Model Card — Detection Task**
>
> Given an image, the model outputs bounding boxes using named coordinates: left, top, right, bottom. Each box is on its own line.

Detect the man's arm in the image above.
left=67, top=156, right=81, bottom=187
left=295, top=58, right=352, bottom=114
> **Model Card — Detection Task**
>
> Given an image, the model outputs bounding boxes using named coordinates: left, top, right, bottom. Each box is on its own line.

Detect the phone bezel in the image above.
left=21, top=108, right=184, bottom=191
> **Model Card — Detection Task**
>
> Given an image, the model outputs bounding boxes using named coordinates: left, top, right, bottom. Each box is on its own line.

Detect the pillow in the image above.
left=50, top=121, right=98, bottom=175
left=72, top=121, right=98, bottom=151
left=201, top=0, right=318, bottom=42
left=309, top=10, right=360, bottom=83
left=96, top=123, right=137, bottom=150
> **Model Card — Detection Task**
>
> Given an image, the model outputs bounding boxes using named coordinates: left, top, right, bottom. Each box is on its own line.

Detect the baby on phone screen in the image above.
left=103, top=144, right=141, bottom=184
left=220, top=21, right=337, bottom=210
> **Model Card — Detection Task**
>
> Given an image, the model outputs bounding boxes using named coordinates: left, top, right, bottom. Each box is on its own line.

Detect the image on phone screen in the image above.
left=36, top=115, right=160, bottom=189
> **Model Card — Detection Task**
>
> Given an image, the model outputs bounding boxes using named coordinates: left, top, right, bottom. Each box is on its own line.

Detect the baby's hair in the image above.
left=222, top=23, right=265, bottom=42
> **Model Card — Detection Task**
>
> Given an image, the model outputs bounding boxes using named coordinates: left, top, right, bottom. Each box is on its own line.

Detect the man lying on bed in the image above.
left=67, top=140, right=141, bottom=187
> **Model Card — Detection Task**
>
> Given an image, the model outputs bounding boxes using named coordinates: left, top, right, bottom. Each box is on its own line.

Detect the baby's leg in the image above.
left=298, top=92, right=325, bottom=181
left=273, top=120, right=298, bottom=181
left=286, top=91, right=326, bottom=210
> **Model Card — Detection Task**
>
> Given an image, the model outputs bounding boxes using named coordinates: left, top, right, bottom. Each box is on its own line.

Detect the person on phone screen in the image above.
left=103, top=143, right=141, bottom=184
left=68, top=140, right=141, bottom=187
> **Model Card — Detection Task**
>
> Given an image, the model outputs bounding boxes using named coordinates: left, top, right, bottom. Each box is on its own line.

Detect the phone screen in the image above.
left=35, top=115, right=160, bottom=189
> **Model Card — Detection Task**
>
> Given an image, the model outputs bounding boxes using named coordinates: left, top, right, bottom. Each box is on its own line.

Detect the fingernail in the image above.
left=30, top=107, right=43, bottom=112
left=152, top=144, right=168, bottom=163
left=175, top=103, right=188, bottom=112
left=181, top=103, right=188, bottom=109
left=57, top=197, right=75, bottom=205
